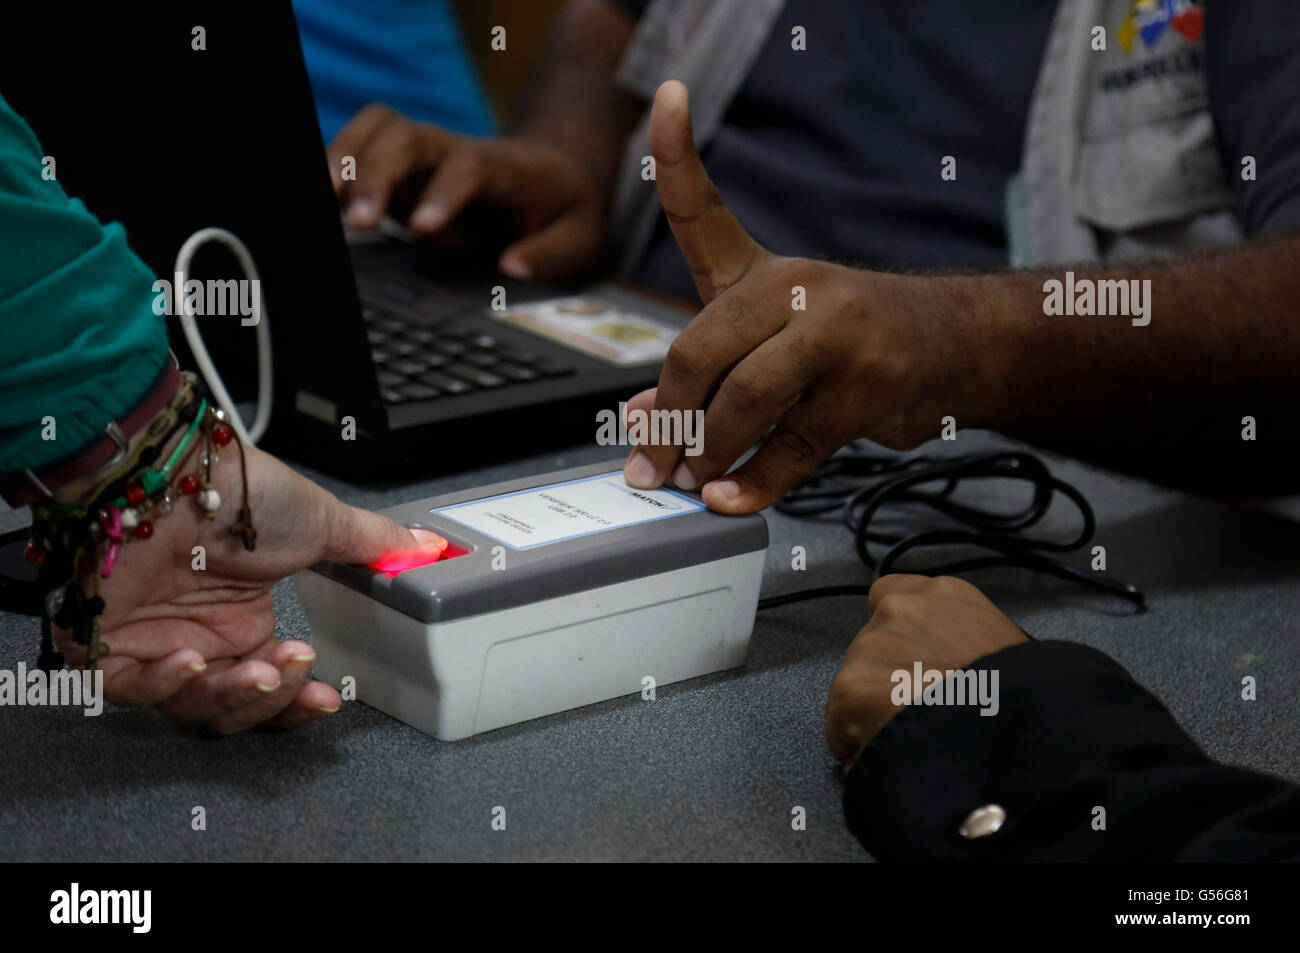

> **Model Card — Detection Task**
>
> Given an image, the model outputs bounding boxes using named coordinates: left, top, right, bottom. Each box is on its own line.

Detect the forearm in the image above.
left=953, top=235, right=1300, bottom=494
left=0, top=92, right=167, bottom=478
left=510, top=0, right=642, bottom=195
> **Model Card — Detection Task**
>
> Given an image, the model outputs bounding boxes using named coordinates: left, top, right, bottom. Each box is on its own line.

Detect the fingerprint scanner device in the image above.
left=294, top=463, right=769, bottom=740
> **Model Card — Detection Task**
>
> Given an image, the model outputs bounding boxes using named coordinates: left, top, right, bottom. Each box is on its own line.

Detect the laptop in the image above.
left=0, top=0, right=689, bottom=479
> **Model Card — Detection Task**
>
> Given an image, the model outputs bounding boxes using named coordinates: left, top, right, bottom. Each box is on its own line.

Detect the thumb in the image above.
left=328, top=504, right=447, bottom=568
left=498, top=210, right=605, bottom=281
left=700, top=395, right=841, bottom=514
left=650, top=80, right=762, bottom=303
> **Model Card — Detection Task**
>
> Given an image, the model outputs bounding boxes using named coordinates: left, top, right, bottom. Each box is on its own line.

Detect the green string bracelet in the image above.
left=108, top=398, right=207, bottom=508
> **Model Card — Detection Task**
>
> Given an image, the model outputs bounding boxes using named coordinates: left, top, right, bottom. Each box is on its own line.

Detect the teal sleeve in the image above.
left=0, top=92, right=169, bottom=474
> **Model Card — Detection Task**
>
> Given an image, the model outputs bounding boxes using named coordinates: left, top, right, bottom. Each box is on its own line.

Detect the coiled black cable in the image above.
left=757, top=446, right=1145, bottom=611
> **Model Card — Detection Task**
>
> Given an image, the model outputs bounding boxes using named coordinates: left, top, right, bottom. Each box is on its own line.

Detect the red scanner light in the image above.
left=370, top=542, right=468, bottom=576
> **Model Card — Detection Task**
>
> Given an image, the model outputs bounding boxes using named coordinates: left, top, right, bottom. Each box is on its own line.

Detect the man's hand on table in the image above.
left=52, top=443, right=446, bottom=734
left=824, top=574, right=1028, bottom=765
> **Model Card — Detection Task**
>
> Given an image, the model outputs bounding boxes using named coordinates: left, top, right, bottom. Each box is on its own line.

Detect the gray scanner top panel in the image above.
left=308, top=461, right=769, bottom=623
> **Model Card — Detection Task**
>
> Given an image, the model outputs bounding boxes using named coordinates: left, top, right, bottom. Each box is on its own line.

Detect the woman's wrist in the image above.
left=3, top=358, right=184, bottom=508
left=50, top=422, right=182, bottom=505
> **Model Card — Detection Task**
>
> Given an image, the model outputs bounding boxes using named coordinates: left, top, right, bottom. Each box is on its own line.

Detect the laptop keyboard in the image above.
left=364, top=306, right=576, bottom=405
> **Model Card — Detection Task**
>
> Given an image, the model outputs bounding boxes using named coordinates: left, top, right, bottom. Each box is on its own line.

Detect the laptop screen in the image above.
left=0, top=0, right=373, bottom=432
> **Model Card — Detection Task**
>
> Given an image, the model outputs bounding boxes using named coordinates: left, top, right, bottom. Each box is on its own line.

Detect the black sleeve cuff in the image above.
left=843, top=640, right=1300, bottom=861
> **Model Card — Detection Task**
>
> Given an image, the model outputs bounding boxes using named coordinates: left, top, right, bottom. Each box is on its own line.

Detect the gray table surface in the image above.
left=2, top=432, right=1298, bottom=862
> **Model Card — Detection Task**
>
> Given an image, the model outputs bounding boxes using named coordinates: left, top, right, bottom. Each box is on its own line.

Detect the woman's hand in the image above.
left=52, top=442, right=446, bottom=734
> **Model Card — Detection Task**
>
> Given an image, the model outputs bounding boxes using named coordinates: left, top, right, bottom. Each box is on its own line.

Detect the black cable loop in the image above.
left=761, top=448, right=1145, bottom=612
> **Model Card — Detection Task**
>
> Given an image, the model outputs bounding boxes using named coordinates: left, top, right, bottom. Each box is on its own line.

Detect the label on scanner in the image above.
left=433, top=471, right=704, bottom=550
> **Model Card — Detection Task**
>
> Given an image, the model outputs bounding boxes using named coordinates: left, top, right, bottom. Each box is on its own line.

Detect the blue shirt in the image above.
left=626, top=0, right=1058, bottom=302
left=292, top=0, right=497, bottom=143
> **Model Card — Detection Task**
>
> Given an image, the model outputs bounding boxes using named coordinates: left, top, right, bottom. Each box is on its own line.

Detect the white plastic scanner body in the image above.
left=293, top=464, right=768, bottom=740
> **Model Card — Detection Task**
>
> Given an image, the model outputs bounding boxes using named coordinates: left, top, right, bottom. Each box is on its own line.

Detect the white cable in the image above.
left=172, top=227, right=272, bottom=445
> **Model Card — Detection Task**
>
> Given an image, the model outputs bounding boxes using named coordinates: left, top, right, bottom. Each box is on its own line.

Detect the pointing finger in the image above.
left=650, top=81, right=764, bottom=303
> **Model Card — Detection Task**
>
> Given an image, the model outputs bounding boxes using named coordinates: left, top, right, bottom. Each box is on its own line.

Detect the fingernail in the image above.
left=290, top=651, right=316, bottom=663
left=625, top=451, right=657, bottom=488
left=187, top=661, right=207, bottom=673
left=671, top=461, right=698, bottom=491
left=411, top=528, right=448, bottom=550
left=346, top=199, right=375, bottom=225
left=256, top=681, right=280, bottom=693
left=499, top=254, right=532, bottom=281
left=411, top=203, right=445, bottom=229
left=314, top=704, right=341, bottom=715
left=703, top=479, right=739, bottom=505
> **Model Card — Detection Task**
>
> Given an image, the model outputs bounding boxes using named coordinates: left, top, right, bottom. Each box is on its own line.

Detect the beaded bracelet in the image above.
left=26, top=374, right=257, bottom=671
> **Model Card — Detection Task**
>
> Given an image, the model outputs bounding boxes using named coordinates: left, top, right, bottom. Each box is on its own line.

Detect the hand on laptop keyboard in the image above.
left=327, top=106, right=607, bottom=281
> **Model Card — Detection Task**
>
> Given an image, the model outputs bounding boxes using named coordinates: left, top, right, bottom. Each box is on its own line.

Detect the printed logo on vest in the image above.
left=1118, top=0, right=1205, bottom=54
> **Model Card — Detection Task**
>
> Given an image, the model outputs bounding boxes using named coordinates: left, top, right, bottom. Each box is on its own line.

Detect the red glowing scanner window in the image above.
left=370, top=542, right=468, bottom=576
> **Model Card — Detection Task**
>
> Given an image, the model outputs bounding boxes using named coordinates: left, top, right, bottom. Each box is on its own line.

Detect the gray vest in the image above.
left=610, top=0, right=1239, bottom=272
